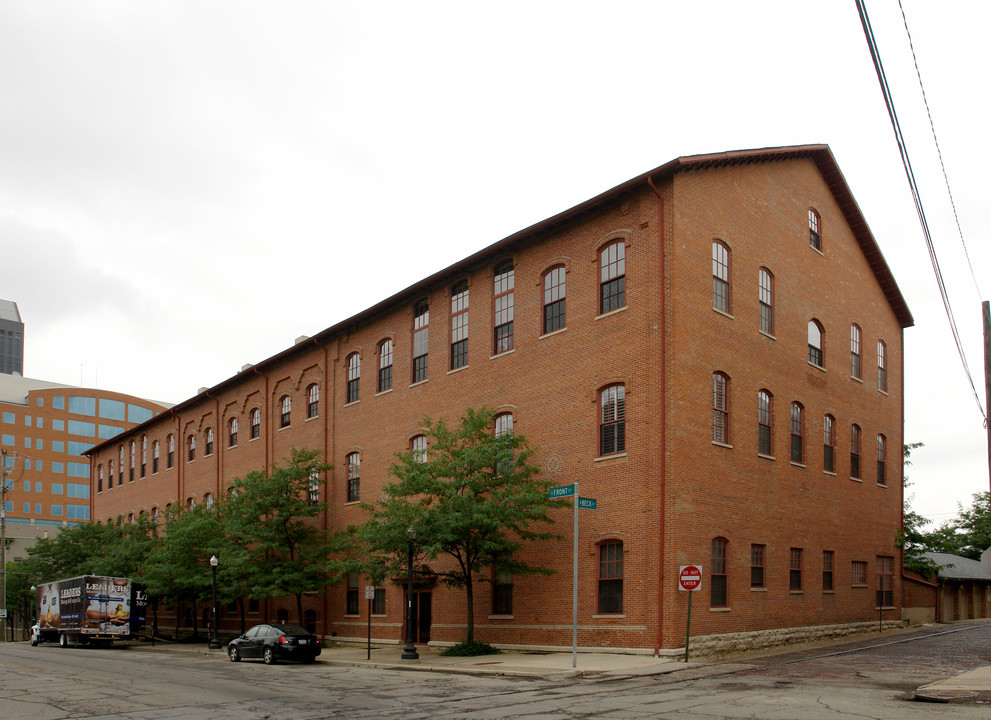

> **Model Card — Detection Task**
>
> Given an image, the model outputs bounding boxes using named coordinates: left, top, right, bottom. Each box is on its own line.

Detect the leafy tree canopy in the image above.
left=350, top=407, right=566, bottom=643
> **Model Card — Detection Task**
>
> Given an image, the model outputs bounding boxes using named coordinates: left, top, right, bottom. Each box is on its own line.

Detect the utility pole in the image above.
left=983, top=301, right=991, bottom=494
left=1, top=449, right=8, bottom=643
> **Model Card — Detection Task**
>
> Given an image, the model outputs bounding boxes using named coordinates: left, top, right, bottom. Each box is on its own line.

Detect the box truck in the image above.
left=33, top=576, right=147, bottom=647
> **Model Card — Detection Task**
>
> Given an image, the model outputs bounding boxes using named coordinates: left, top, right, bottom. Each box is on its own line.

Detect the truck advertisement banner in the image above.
left=38, top=576, right=133, bottom=636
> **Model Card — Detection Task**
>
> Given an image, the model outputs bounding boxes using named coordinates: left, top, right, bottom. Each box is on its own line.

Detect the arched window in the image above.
left=153, top=440, right=160, bottom=474
left=790, top=402, right=804, bottom=464
left=308, top=470, right=320, bottom=506
left=346, top=354, right=360, bottom=403
left=823, top=414, right=836, bottom=473
left=494, top=412, right=514, bottom=474
left=850, top=424, right=862, bottom=479
left=711, top=538, right=728, bottom=607
left=597, top=541, right=623, bottom=613
left=412, top=300, right=429, bottom=382
left=205, top=492, right=214, bottom=510
left=809, top=208, right=821, bottom=250
left=346, top=452, right=360, bottom=502
left=712, top=373, right=729, bottom=444
left=808, top=320, right=824, bottom=368
left=187, top=434, right=196, bottom=462
left=187, top=496, right=195, bottom=510
left=877, top=434, right=887, bottom=486
left=850, top=324, right=862, bottom=379
left=758, top=390, right=773, bottom=456
left=411, top=434, right=427, bottom=463
left=228, top=417, right=238, bottom=447
left=97, top=464, right=104, bottom=493
left=280, top=395, right=291, bottom=428
left=205, top=427, right=214, bottom=456
left=493, top=260, right=515, bottom=354
left=108, top=459, right=114, bottom=488
left=758, top=268, right=773, bottom=335
left=378, top=339, right=394, bottom=392
left=141, top=436, right=147, bottom=478
left=877, top=340, right=888, bottom=392
left=118, top=445, right=124, bottom=483
left=128, top=440, right=135, bottom=482
left=599, top=385, right=626, bottom=456
left=250, top=409, right=261, bottom=439
left=600, top=241, right=626, bottom=314
left=712, top=240, right=731, bottom=313
left=167, top=434, right=175, bottom=469
left=450, top=281, right=469, bottom=369
left=543, top=266, right=566, bottom=334
left=307, top=383, right=320, bottom=418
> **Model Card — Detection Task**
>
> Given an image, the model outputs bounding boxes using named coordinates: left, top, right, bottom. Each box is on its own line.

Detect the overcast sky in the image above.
left=2, top=1, right=988, bottom=523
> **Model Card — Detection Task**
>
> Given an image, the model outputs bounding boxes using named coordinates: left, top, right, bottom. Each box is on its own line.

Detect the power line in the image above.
left=897, top=0, right=984, bottom=301
left=855, top=0, right=986, bottom=424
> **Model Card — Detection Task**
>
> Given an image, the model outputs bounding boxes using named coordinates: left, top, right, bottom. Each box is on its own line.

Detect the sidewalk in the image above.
left=131, top=640, right=687, bottom=679
left=913, top=666, right=991, bottom=703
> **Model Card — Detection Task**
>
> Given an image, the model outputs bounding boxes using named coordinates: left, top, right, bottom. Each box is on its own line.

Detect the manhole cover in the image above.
left=914, top=689, right=981, bottom=703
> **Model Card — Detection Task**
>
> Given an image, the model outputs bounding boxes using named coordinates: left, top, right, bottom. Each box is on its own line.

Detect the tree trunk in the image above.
left=239, top=597, right=246, bottom=634
left=296, top=593, right=304, bottom=625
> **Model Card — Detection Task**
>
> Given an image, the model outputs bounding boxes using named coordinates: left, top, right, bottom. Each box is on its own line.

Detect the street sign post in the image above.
left=365, top=585, right=375, bottom=659
left=679, top=565, right=703, bottom=661
left=548, top=482, right=597, bottom=669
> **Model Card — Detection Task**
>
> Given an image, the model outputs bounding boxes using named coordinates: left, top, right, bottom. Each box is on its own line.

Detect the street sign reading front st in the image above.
left=679, top=565, right=703, bottom=592
left=549, top=484, right=575, bottom=498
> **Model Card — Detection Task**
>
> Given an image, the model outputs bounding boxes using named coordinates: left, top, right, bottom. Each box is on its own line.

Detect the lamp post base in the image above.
left=209, top=638, right=221, bottom=650
left=401, top=643, right=419, bottom=660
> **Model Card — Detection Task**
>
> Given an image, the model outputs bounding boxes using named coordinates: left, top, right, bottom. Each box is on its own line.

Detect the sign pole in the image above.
left=364, top=585, right=376, bottom=660
left=684, top=589, right=692, bottom=662
left=572, top=480, right=578, bottom=669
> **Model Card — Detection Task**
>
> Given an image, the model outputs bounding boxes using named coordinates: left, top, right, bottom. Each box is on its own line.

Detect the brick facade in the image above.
left=88, top=145, right=912, bottom=652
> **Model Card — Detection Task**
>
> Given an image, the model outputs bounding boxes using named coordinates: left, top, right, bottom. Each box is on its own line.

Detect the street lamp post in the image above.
left=209, top=555, right=221, bottom=650
left=401, top=526, right=418, bottom=660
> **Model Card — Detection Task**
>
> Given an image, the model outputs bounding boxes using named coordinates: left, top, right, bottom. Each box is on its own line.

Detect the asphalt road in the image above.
left=3, top=623, right=991, bottom=719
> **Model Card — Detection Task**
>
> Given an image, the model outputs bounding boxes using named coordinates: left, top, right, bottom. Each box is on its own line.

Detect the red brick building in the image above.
left=87, top=144, right=912, bottom=653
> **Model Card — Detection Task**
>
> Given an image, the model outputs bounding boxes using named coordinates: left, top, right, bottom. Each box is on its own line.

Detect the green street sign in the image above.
left=549, top=484, right=575, bottom=498
left=577, top=497, right=597, bottom=509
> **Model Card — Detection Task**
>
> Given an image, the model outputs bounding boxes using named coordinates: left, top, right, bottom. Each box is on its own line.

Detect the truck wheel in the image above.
left=30, top=637, right=39, bottom=647
left=263, top=646, right=276, bottom=665
left=59, top=633, right=68, bottom=648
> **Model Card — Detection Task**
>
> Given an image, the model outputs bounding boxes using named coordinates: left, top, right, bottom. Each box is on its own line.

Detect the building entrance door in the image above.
left=403, top=590, right=432, bottom=644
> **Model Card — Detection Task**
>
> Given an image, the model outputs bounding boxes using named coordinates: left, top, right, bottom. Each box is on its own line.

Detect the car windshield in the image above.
left=272, top=624, right=310, bottom=635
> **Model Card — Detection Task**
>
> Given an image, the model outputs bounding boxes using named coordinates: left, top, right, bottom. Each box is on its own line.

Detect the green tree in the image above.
left=353, top=407, right=565, bottom=644
left=949, top=491, right=991, bottom=560
left=26, top=522, right=119, bottom=579
left=222, top=448, right=332, bottom=624
left=899, top=442, right=941, bottom=576
left=143, top=504, right=228, bottom=636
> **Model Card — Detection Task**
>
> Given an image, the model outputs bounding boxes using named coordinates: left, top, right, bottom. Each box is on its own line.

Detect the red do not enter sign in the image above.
left=679, top=565, right=703, bottom=591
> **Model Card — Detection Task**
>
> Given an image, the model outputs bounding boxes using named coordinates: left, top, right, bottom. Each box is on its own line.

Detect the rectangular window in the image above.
left=790, top=403, right=803, bottom=464
left=412, top=300, right=429, bottom=382
left=877, top=435, right=887, bottom=486
left=597, top=541, right=623, bottom=613
left=493, top=261, right=514, bottom=354
left=822, top=550, right=834, bottom=591
left=876, top=556, right=894, bottom=607
left=67, top=504, right=90, bottom=520
left=451, top=282, right=469, bottom=369
left=712, top=241, right=730, bottom=313
left=98, top=399, right=126, bottom=421
left=758, top=269, right=773, bottom=335
left=51, top=504, right=63, bottom=516
left=852, top=560, right=868, bottom=585
left=711, top=538, right=728, bottom=606
left=68, top=396, right=96, bottom=416
left=789, top=548, right=803, bottom=591
left=346, top=355, right=360, bottom=403
left=51, top=483, right=63, bottom=495
left=493, top=551, right=513, bottom=615
left=543, top=267, right=566, bottom=334
left=67, top=483, right=90, bottom=499
left=751, top=544, right=765, bottom=588
left=372, top=588, right=386, bottom=615
left=851, top=325, right=862, bottom=379
left=346, top=573, right=359, bottom=615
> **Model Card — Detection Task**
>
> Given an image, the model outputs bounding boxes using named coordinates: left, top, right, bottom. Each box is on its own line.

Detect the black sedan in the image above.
left=227, top=624, right=321, bottom=664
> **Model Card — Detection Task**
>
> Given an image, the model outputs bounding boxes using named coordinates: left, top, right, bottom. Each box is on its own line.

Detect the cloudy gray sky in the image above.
left=2, top=1, right=988, bottom=523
